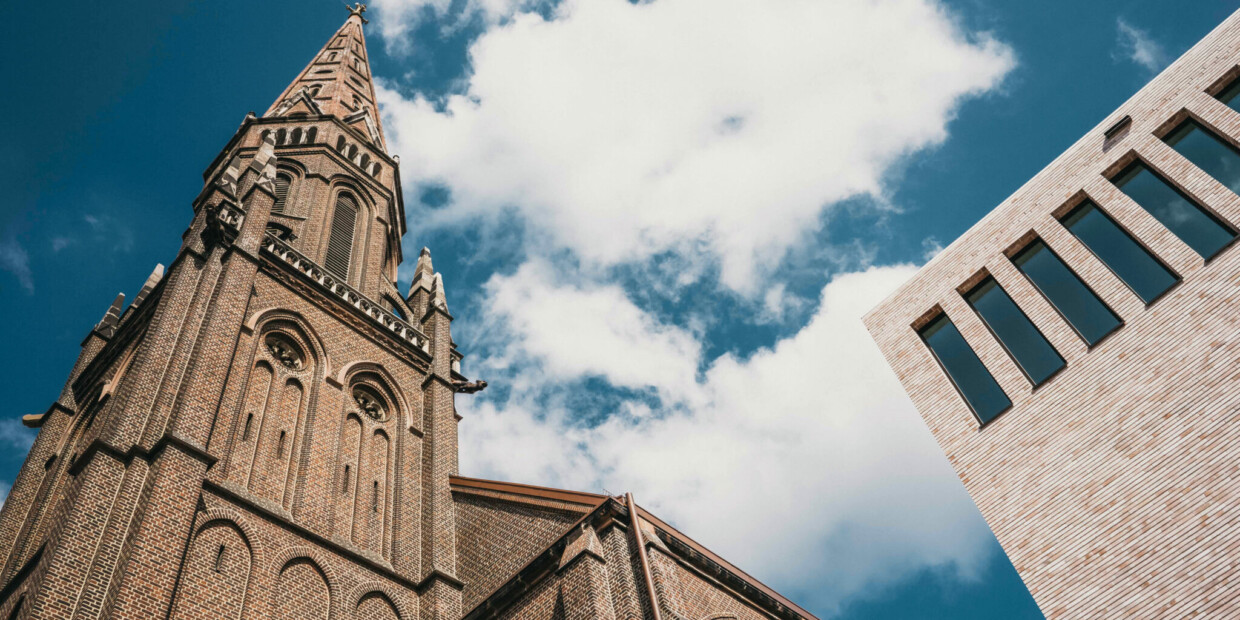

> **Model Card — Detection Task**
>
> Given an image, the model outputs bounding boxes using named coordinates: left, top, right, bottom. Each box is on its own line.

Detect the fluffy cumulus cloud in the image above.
left=371, top=0, right=1014, bottom=610
left=480, top=260, right=702, bottom=397
left=376, top=0, right=1014, bottom=291
left=458, top=265, right=992, bottom=610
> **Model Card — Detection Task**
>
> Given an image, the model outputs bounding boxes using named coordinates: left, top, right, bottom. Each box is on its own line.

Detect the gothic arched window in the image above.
left=271, top=174, right=291, bottom=214
left=325, top=193, right=358, bottom=279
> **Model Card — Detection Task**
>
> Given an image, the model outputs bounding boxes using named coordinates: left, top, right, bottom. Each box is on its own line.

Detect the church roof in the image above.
left=450, top=475, right=818, bottom=620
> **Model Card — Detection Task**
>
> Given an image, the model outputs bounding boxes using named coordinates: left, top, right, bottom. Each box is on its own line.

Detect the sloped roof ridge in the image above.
left=454, top=475, right=817, bottom=620
left=448, top=474, right=609, bottom=508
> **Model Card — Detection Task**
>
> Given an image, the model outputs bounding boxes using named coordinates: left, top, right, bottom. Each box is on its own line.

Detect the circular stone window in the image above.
left=264, top=333, right=304, bottom=370
left=352, top=386, right=387, bottom=422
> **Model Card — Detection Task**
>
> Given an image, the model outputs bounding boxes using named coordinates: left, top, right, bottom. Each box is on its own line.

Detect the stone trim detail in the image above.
left=261, top=233, right=430, bottom=354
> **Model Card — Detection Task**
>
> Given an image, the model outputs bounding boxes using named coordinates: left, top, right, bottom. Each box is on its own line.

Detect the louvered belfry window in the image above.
left=325, top=193, right=358, bottom=279
left=272, top=174, right=291, bottom=214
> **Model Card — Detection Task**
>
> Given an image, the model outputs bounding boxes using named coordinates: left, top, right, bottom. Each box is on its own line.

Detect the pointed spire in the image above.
left=94, top=293, right=126, bottom=338
left=131, top=264, right=166, bottom=309
left=264, top=3, right=387, bottom=150
left=409, top=247, right=435, bottom=295
left=431, top=272, right=449, bottom=313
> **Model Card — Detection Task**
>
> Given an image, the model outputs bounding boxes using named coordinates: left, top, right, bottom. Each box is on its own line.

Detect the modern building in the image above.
left=864, top=9, right=1240, bottom=619
left=0, top=6, right=813, bottom=619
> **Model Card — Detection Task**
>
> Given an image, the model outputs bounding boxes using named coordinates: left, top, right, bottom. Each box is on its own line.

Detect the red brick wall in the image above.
left=454, top=491, right=587, bottom=609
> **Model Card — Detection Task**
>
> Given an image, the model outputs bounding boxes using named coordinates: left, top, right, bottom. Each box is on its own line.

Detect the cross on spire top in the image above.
left=348, top=3, right=368, bottom=23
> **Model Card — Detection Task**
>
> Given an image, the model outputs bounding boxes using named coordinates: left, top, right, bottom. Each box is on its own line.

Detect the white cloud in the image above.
left=478, top=259, right=702, bottom=398
left=376, top=0, right=1014, bottom=292
left=0, top=236, right=33, bottom=293
left=459, top=265, right=991, bottom=611
left=371, top=0, right=529, bottom=52
left=0, top=480, right=8, bottom=511
left=0, top=419, right=35, bottom=453
left=1116, top=18, right=1169, bottom=74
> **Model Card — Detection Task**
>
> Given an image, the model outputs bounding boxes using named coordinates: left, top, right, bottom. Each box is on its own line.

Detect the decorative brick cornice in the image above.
left=260, top=233, right=430, bottom=355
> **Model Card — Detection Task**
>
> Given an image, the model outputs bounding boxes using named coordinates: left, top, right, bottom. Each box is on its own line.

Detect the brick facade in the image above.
left=864, top=9, right=1240, bottom=619
left=0, top=6, right=813, bottom=619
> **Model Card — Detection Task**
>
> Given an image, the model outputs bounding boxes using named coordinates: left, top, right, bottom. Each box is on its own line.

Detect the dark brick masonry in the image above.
left=0, top=5, right=815, bottom=619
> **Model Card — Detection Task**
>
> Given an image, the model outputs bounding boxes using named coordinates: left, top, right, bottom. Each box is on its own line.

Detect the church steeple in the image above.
left=265, top=3, right=387, bottom=151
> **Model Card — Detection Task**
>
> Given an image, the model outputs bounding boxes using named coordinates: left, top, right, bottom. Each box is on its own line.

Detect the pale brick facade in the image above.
left=864, top=9, right=1240, bottom=619
left=0, top=6, right=813, bottom=619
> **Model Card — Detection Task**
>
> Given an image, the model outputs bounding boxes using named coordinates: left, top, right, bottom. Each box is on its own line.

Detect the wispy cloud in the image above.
left=51, top=236, right=76, bottom=252
left=0, top=419, right=34, bottom=453
left=1116, top=18, right=1170, bottom=74
left=0, top=236, right=34, bottom=293
left=0, top=480, right=8, bottom=510
left=82, top=213, right=135, bottom=253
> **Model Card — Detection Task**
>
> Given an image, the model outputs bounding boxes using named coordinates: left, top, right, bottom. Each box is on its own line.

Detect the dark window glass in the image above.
left=964, top=278, right=1065, bottom=386
left=1215, top=77, right=1240, bottom=113
left=1111, top=161, right=1236, bottom=258
left=918, top=314, right=1011, bottom=424
left=1060, top=201, right=1178, bottom=304
left=1163, top=119, right=1240, bottom=196
left=1011, top=240, right=1122, bottom=346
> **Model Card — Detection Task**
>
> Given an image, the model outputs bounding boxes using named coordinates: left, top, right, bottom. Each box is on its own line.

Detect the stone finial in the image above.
left=216, top=155, right=243, bottom=196
left=131, top=263, right=166, bottom=309
left=409, top=247, right=435, bottom=295
left=431, top=272, right=449, bottom=313
left=249, top=131, right=280, bottom=195
left=94, top=293, right=126, bottom=338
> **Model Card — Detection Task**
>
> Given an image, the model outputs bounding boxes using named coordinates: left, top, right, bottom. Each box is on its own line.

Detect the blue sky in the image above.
left=1, top=0, right=1236, bottom=617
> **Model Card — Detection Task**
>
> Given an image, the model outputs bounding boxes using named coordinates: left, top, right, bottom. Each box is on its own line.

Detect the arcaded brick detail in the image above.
left=455, top=493, right=582, bottom=609
left=865, top=9, right=1240, bottom=619
left=274, top=557, right=332, bottom=620
left=356, top=591, right=402, bottom=620
left=169, top=520, right=252, bottom=619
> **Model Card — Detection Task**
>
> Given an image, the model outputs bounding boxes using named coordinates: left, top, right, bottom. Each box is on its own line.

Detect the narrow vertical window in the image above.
left=277, top=430, right=286, bottom=457
left=325, top=193, right=358, bottom=279
left=343, top=464, right=351, bottom=493
left=918, top=313, right=1011, bottom=424
left=1011, top=239, right=1122, bottom=346
left=1214, top=75, right=1240, bottom=113
left=242, top=413, right=253, bottom=440
left=1111, top=161, right=1236, bottom=258
left=1162, top=119, right=1240, bottom=196
left=271, top=174, right=291, bottom=214
left=372, top=481, right=380, bottom=512
left=1060, top=201, right=1178, bottom=304
left=215, top=544, right=226, bottom=572
left=964, top=277, right=1065, bottom=386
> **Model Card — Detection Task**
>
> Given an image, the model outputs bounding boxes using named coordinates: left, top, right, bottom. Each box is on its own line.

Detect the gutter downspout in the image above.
left=627, top=492, right=663, bottom=620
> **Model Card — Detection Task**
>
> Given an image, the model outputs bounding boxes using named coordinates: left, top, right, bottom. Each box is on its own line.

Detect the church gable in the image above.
left=451, top=477, right=599, bottom=609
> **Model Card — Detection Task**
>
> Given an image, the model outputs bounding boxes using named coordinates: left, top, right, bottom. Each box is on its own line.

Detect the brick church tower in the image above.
left=0, top=5, right=813, bottom=619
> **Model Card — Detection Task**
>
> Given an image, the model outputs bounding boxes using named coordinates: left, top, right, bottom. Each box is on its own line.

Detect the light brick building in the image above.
left=865, top=8, right=1240, bottom=619
left=0, top=6, right=813, bottom=619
